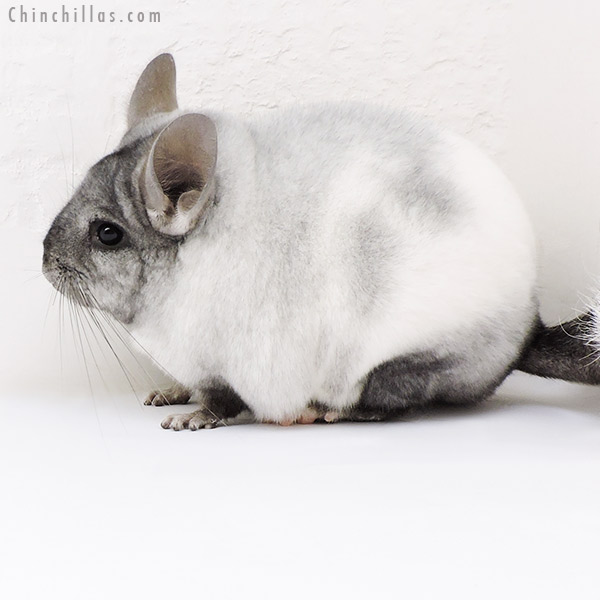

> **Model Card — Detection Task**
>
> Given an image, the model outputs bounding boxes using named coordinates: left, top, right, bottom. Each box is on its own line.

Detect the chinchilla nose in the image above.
left=42, top=229, right=62, bottom=279
left=42, top=232, right=53, bottom=270
left=41, top=249, right=55, bottom=279
left=41, top=249, right=56, bottom=274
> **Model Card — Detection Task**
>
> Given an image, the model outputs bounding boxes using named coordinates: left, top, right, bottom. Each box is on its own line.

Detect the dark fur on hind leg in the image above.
left=350, top=350, right=505, bottom=422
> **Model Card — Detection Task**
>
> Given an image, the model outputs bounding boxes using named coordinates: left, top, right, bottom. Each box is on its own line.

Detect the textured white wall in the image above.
left=2, top=0, right=600, bottom=328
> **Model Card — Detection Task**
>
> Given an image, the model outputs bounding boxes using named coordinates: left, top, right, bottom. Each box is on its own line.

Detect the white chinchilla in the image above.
left=42, top=54, right=598, bottom=430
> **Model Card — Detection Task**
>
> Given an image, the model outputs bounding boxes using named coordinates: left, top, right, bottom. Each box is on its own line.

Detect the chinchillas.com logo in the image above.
left=8, top=4, right=161, bottom=23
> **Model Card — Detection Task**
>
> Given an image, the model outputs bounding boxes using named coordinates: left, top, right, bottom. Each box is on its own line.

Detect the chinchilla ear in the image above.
left=141, top=113, right=217, bottom=236
left=127, top=53, right=178, bottom=129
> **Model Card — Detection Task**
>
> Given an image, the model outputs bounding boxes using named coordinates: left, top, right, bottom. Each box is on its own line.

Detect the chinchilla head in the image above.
left=42, top=54, right=218, bottom=324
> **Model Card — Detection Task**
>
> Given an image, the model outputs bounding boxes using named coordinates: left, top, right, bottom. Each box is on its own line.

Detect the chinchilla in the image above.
left=42, top=54, right=600, bottom=430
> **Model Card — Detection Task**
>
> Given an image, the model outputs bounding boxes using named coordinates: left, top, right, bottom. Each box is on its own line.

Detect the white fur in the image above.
left=584, top=292, right=600, bottom=351
left=129, top=104, right=537, bottom=422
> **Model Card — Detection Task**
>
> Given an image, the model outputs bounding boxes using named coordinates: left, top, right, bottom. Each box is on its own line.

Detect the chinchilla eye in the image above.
left=97, top=222, right=124, bottom=246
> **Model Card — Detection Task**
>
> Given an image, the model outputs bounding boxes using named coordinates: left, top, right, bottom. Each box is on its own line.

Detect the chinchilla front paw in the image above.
left=161, top=408, right=255, bottom=431
left=144, top=384, right=192, bottom=407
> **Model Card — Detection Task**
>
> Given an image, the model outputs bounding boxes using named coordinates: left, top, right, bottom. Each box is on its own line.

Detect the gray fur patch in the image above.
left=351, top=211, right=399, bottom=313
left=42, top=134, right=179, bottom=324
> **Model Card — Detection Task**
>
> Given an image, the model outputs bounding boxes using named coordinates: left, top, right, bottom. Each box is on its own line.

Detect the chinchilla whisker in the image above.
left=58, top=277, right=65, bottom=381
left=66, top=291, right=83, bottom=363
left=102, top=321, right=226, bottom=423
left=76, top=305, right=131, bottom=431
left=93, top=314, right=161, bottom=404
left=75, top=285, right=144, bottom=403
left=76, top=305, right=113, bottom=376
left=82, top=290, right=225, bottom=424
left=87, top=310, right=142, bottom=403
left=98, top=312, right=161, bottom=386
left=88, top=305, right=231, bottom=425
left=43, top=286, right=57, bottom=336
left=70, top=299, right=106, bottom=433
left=93, top=309, right=227, bottom=425
left=85, top=289, right=166, bottom=388
left=52, top=286, right=60, bottom=307
left=71, top=299, right=95, bottom=395
left=46, top=280, right=63, bottom=340
left=74, top=301, right=109, bottom=391
left=86, top=291, right=164, bottom=378
left=22, top=273, right=44, bottom=286
left=71, top=302, right=104, bottom=438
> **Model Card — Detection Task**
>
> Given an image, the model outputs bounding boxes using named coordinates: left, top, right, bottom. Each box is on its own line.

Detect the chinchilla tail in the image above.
left=515, top=310, right=600, bottom=384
